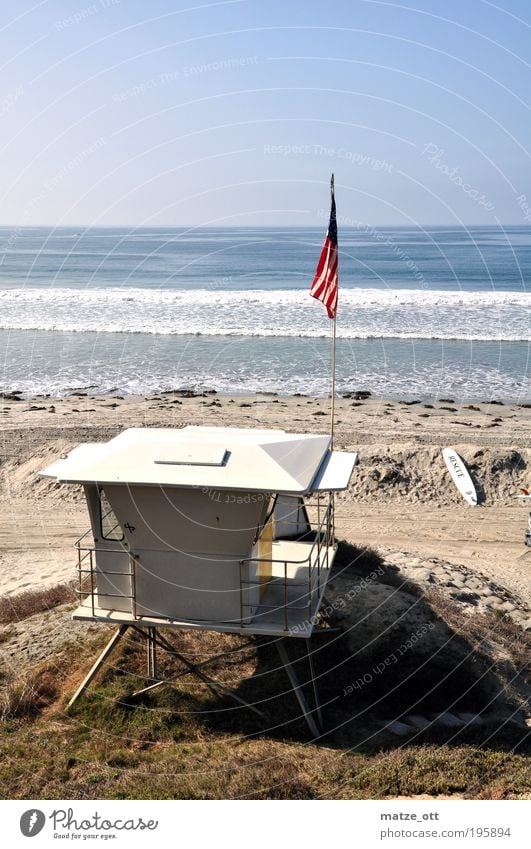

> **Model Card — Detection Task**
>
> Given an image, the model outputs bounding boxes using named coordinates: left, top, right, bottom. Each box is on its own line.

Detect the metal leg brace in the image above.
left=66, top=626, right=322, bottom=735
left=276, top=637, right=322, bottom=737
left=125, top=627, right=265, bottom=718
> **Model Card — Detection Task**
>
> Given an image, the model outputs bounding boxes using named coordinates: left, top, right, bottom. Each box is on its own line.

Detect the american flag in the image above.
left=310, top=174, right=338, bottom=319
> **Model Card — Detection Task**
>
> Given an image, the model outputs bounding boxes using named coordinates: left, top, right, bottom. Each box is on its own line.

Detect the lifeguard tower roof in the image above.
left=41, top=425, right=356, bottom=494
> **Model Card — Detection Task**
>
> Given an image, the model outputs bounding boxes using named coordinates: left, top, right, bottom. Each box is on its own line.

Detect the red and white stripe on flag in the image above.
left=310, top=177, right=338, bottom=319
left=309, top=235, right=338, bottom=319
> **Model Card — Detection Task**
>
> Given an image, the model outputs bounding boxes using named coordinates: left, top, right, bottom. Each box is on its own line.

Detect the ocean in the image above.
left=0, top=225, right=529, bottom=401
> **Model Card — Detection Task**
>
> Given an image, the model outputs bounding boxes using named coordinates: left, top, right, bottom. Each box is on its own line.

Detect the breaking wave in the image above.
left=0, top=287, right=529, bottom=341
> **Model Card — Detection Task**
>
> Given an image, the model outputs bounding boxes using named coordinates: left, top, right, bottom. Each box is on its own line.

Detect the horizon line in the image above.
left=0, top=223, right=527, bottom=229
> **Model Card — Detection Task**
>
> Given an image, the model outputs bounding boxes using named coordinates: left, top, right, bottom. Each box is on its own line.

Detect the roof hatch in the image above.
left=154, top=444, right=229, bottom=467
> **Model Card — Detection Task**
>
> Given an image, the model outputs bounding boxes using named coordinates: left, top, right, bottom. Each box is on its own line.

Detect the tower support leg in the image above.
left=146, top=627, right=157, bottom=680
left=66, top=625, right=129, bottom=711
left=306, top=638, right=323, bottom=729
left=276, top=638, right=321, bottom=737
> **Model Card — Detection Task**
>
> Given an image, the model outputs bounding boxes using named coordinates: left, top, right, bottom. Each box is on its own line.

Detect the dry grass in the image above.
left=424, top=588, right=531, bottom=674
left=333, top=539, right=386, bottom=576
left=0, top=714, right=529, bottom=799
left=0, top=561, right=529, bottom=799
left=0, top=582, right=76, bottom=624
left=0, top=625, right=529, bottom=799
left=0, top=626, right=16, bottom=645
left=0, top=668, right=57, bottom=720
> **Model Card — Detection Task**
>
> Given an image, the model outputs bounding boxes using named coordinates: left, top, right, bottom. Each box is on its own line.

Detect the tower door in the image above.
left=84, top=486, right=132, bottom=614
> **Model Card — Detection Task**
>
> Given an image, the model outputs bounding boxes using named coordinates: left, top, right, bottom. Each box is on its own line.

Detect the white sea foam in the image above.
left=0, top=286, right=528, bottom=341
left=3, top=362, right=528, bottom=403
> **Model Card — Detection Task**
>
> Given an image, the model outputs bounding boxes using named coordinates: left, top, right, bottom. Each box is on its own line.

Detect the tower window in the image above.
left=99, top=489, right=124, bottom=541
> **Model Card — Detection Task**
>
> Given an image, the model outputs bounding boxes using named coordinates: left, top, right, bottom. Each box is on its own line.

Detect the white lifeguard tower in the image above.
left=41, top=425, right=356, bottom=732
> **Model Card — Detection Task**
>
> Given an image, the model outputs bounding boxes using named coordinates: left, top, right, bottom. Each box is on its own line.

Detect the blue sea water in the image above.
left=0, top=225, right=529, bottom=401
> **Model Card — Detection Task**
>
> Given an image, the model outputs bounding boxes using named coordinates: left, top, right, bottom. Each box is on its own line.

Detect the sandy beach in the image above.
left=1, top=392, right=530, bottom=800
left=1, top=390, right=529, bottom=615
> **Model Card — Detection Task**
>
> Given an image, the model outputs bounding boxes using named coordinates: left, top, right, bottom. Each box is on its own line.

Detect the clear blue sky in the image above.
left=1, top=0, right=530, bottom=226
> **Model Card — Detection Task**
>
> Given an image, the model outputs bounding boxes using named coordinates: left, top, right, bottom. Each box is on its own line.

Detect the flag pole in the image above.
left=330, top=173, right=337, bottom=449
left=330, top=312, right=336, bottom=448
left=310, top=172, right=338, bottom=450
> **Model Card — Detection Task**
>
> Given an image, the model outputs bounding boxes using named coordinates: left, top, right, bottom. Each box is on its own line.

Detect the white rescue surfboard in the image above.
left=442, top=447, right=478, bottom=506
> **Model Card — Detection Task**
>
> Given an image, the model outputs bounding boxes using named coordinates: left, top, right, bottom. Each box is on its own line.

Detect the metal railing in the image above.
left=74, top=525, right=138, bottom=619
left=239, top=496, right=335, bottom=632
left=73, top=495, right=335, bottom=633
